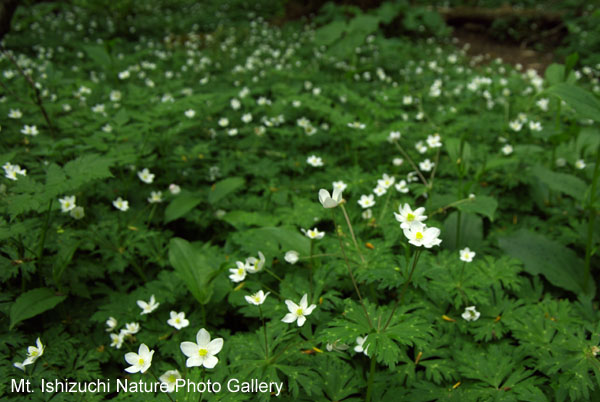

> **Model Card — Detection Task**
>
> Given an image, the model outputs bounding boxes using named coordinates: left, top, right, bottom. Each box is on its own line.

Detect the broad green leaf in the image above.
left=530, top=165, right=587, bottom=201
left=576, top=127, right=600, bottom=157
left=442, top=212, right=483, bottom=250
left=498, top=229, right=593, bottom=295
left=544, top=63, right=564, bottom=86
left=208, top=177, right=245, bottom=205
left=546, top=83, right=600, bottom=122
left=230, top=226, right=310, bottom=256
left=83, top=45, right=111, bottom=67
left=457, top=196, right=498, bottom=221
left=10, top=288, right=67, bottom=330
left=314, top=21, right=346, bottom=46
left=164, top=193, right=202, bottom=223
left=168, top=238, right=216, bottom=305
left=223, top=210, right=280, bottom=229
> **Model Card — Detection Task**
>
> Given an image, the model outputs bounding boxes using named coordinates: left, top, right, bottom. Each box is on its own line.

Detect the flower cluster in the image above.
left=395, top=204, right=441, bottom=248
left=229, top=251, right=266, bottom=282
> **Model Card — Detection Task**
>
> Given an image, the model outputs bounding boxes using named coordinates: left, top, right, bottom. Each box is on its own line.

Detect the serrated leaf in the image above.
left=10, top=288, right=66, bottom=330
left=208, top=177, right=245, bottom=205
left=456, top=196, right=497, bottom=221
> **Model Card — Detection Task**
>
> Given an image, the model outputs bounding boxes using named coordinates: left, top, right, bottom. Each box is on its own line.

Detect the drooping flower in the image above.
left=137, top=295, right=160, bottom=315
left=168, top=184, right=181, bottom=194
left=167, top=311, right=190, bottom=330
left=318, top=186, right=343, bottom=208
left=245, top=251, right=265, bottom=273
left=106, top=317, right=118, bottom=332
left=180, top=328, right=223, bottom=368
left=159, top=370, right=181, bottom=393
left=403, top=223, right=442, bottom=248
left=229, top=261, right=247, bottom=282
left=281, top=294, right=316, bottom=327
left=354, top=336, right=369, bottom=356
left=394, top=204, right=427, bottom=229
left=459, top=247, right=476, bottom=262
left=124, top=343, right=154, bottom=373
left=284, top=250, right=299, bottom=264
left=245, top=290, right=270, bottom=306
left=461, top=306, right=481, bottom=322
left=22, top=338, right=44, bottom=366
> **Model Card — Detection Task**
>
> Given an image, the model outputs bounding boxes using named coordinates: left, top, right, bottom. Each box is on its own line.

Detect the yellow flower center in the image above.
left=175, top=318, right=180, bottom=323
left=415, top=232, right=423, bottom=240
left=168, top=375, right=176, bottom=383
left=30, top=351, right=38, bottom=357
left=138, top=358, right=145, bottom=365
left=254, top=296, right=261, bottom=302
left=237, top=268, right=244, bottom=275
left=198, top=349, right=208, bottom=357
left=407, top=213, right=415, bottom=221
left=296, top=308, right=304, bottom=316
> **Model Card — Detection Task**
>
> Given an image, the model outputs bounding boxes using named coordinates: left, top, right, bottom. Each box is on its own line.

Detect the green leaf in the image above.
left=168, top=238, right=216, bottom=304
left=456, top=195, right=497, bottom=221
left=10, top=288, right=67, bottom=330
left=222, top=210, right=280, bottom=229
left=164, top=193, right=202, bottom=223
left=208, top=177, right=245, bottom=205
left=530, top=165, right=587, bottom=201
left=498, top=229, right=593, bottom=295
left=544, top=64, right=565, bottom=86
left=314, top=21, right=346, bottom=46
left=83, top=45, right=111, bottom=68
left=546, top=83, right=600, bottom=122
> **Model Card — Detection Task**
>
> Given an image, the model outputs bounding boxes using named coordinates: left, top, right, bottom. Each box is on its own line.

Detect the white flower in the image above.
left=169, top=184, right=181, bottom=194
left=419, top=159, right=434, bottom=172
left=218, top=117, right=229, bottom=127
left=281, top=294, right=316, bottom=327
left=91, top=104, right=105, bottom=114
left=462, top=306, right=480, bottom=322
left=227, top=128, right=238, bottom=136
left=122, top=322, right=140, bottom=335
left=14, top=362, right=25, bottom=371
left=394, top=204, right=427, bottom=229
left=528, top=121, right=542, bottom=131
left=22, top=338, right=44, bottom=366
left=110, top=333, right=125, bottom=349
left=21, top=125, right=39, bottom=136
left=575, top=159, right=586, bottom=170
left=393, top=158, right=404, bottom=166
left=377, top=173, right=395, bottom=189
left=167, top=311, right=190, bottom=330
left=301, top=227, right=325, bottom=239
left=159, top=370, right=181, bottom=393
left=426, top=133, right=442, bottom=148
left=245, top=251, right=265, bottom=273
left=332, top=180, right=347, bottom=193
left=110, top=90, right=122, bottom=102
left=536, top=98, right=549, bottom=111
left=8, top=109, right=22, bottom=119
left=319, top=186, right=343, bottom=208
left=326, top=340, right=349, bottom=352
left=106, top=317, right=118, bottom=332
left=137, top=168, right=155, bottom=184
left=373, top=185, right=387, bottom=197
left=354, top=336, right=369, bottom=356
left=509, top=120, right=522, bottom=132
left=357, top=194, right=375, bottom=208
left=347, top=121, right=365, bottom=129
left=245, top=290, right=270, bottom=306
left=387, top=131, right=401, bottom=142
left=124, top=343, right=154, bottom=373
left=137, top=295, right=160, bottom=315
left=69, top=207, right=85, bottom=220
left=403, top=223, right=442, bottom=248
left=306, top=155, right=324, bottom=167
left=242, top=113, right=252, bottom=123
left=118, top=70, right=130, bottom=79
left=403, top=95, right=413, bottom=105
left=148, top=191, right=163, bottom=203
left=362, top=208, right=373, bottom=220
left=501, top=144, right=513, bottom=155
left=395, top=180, right=409, bottom=193
left=180, top=328, right=223, bottom=368
left=58, top=195, right=76, bottom=213
left=230, top=98, right=241, bottom=110
left=229, top=261, right=247, bottom=282
left=185, top=109, right=196, bottom=118
left=112, top=197, right=129, bottom=211
left=284, top=250, right=299, bottom=264
left=415, top=141, right=427, bottom=154
left=459, top=247, right=476, bottom=262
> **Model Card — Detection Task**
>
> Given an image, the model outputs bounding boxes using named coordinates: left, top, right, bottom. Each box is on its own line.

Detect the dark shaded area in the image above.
left=0, top=0, right=19, bottom=40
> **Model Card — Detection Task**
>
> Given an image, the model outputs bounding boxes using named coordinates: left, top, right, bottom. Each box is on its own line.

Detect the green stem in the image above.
left=456, top=210, right=462, bottom=249
left=259, top=306, right=269, bottom=359
left=264, top=268, right=283, bottom=282
left=365, top=354, right=377, bottom=402
left=393, top=141, right=429, bottom=187
left=383, top=250, right=421, bottom=330
left=340, top=203, right=365, bottom=264
left=36, top=200, right=53, bottom=270
left=308, top=239, right=314, bottom=295
left=331, top=210, right=373, bottom=329
left=584, top=147, right=600, bottom=292
left=146, top=203, right=157, bottom=225
left=377, top=189, right=392, bottom=223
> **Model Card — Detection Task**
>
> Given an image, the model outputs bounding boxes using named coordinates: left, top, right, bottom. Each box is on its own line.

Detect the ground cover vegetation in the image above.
left=1, top=0, right=600, bottom=401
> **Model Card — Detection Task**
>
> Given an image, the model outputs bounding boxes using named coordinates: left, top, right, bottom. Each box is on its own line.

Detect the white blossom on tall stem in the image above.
left=281, top=294, right=316, bottom=327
